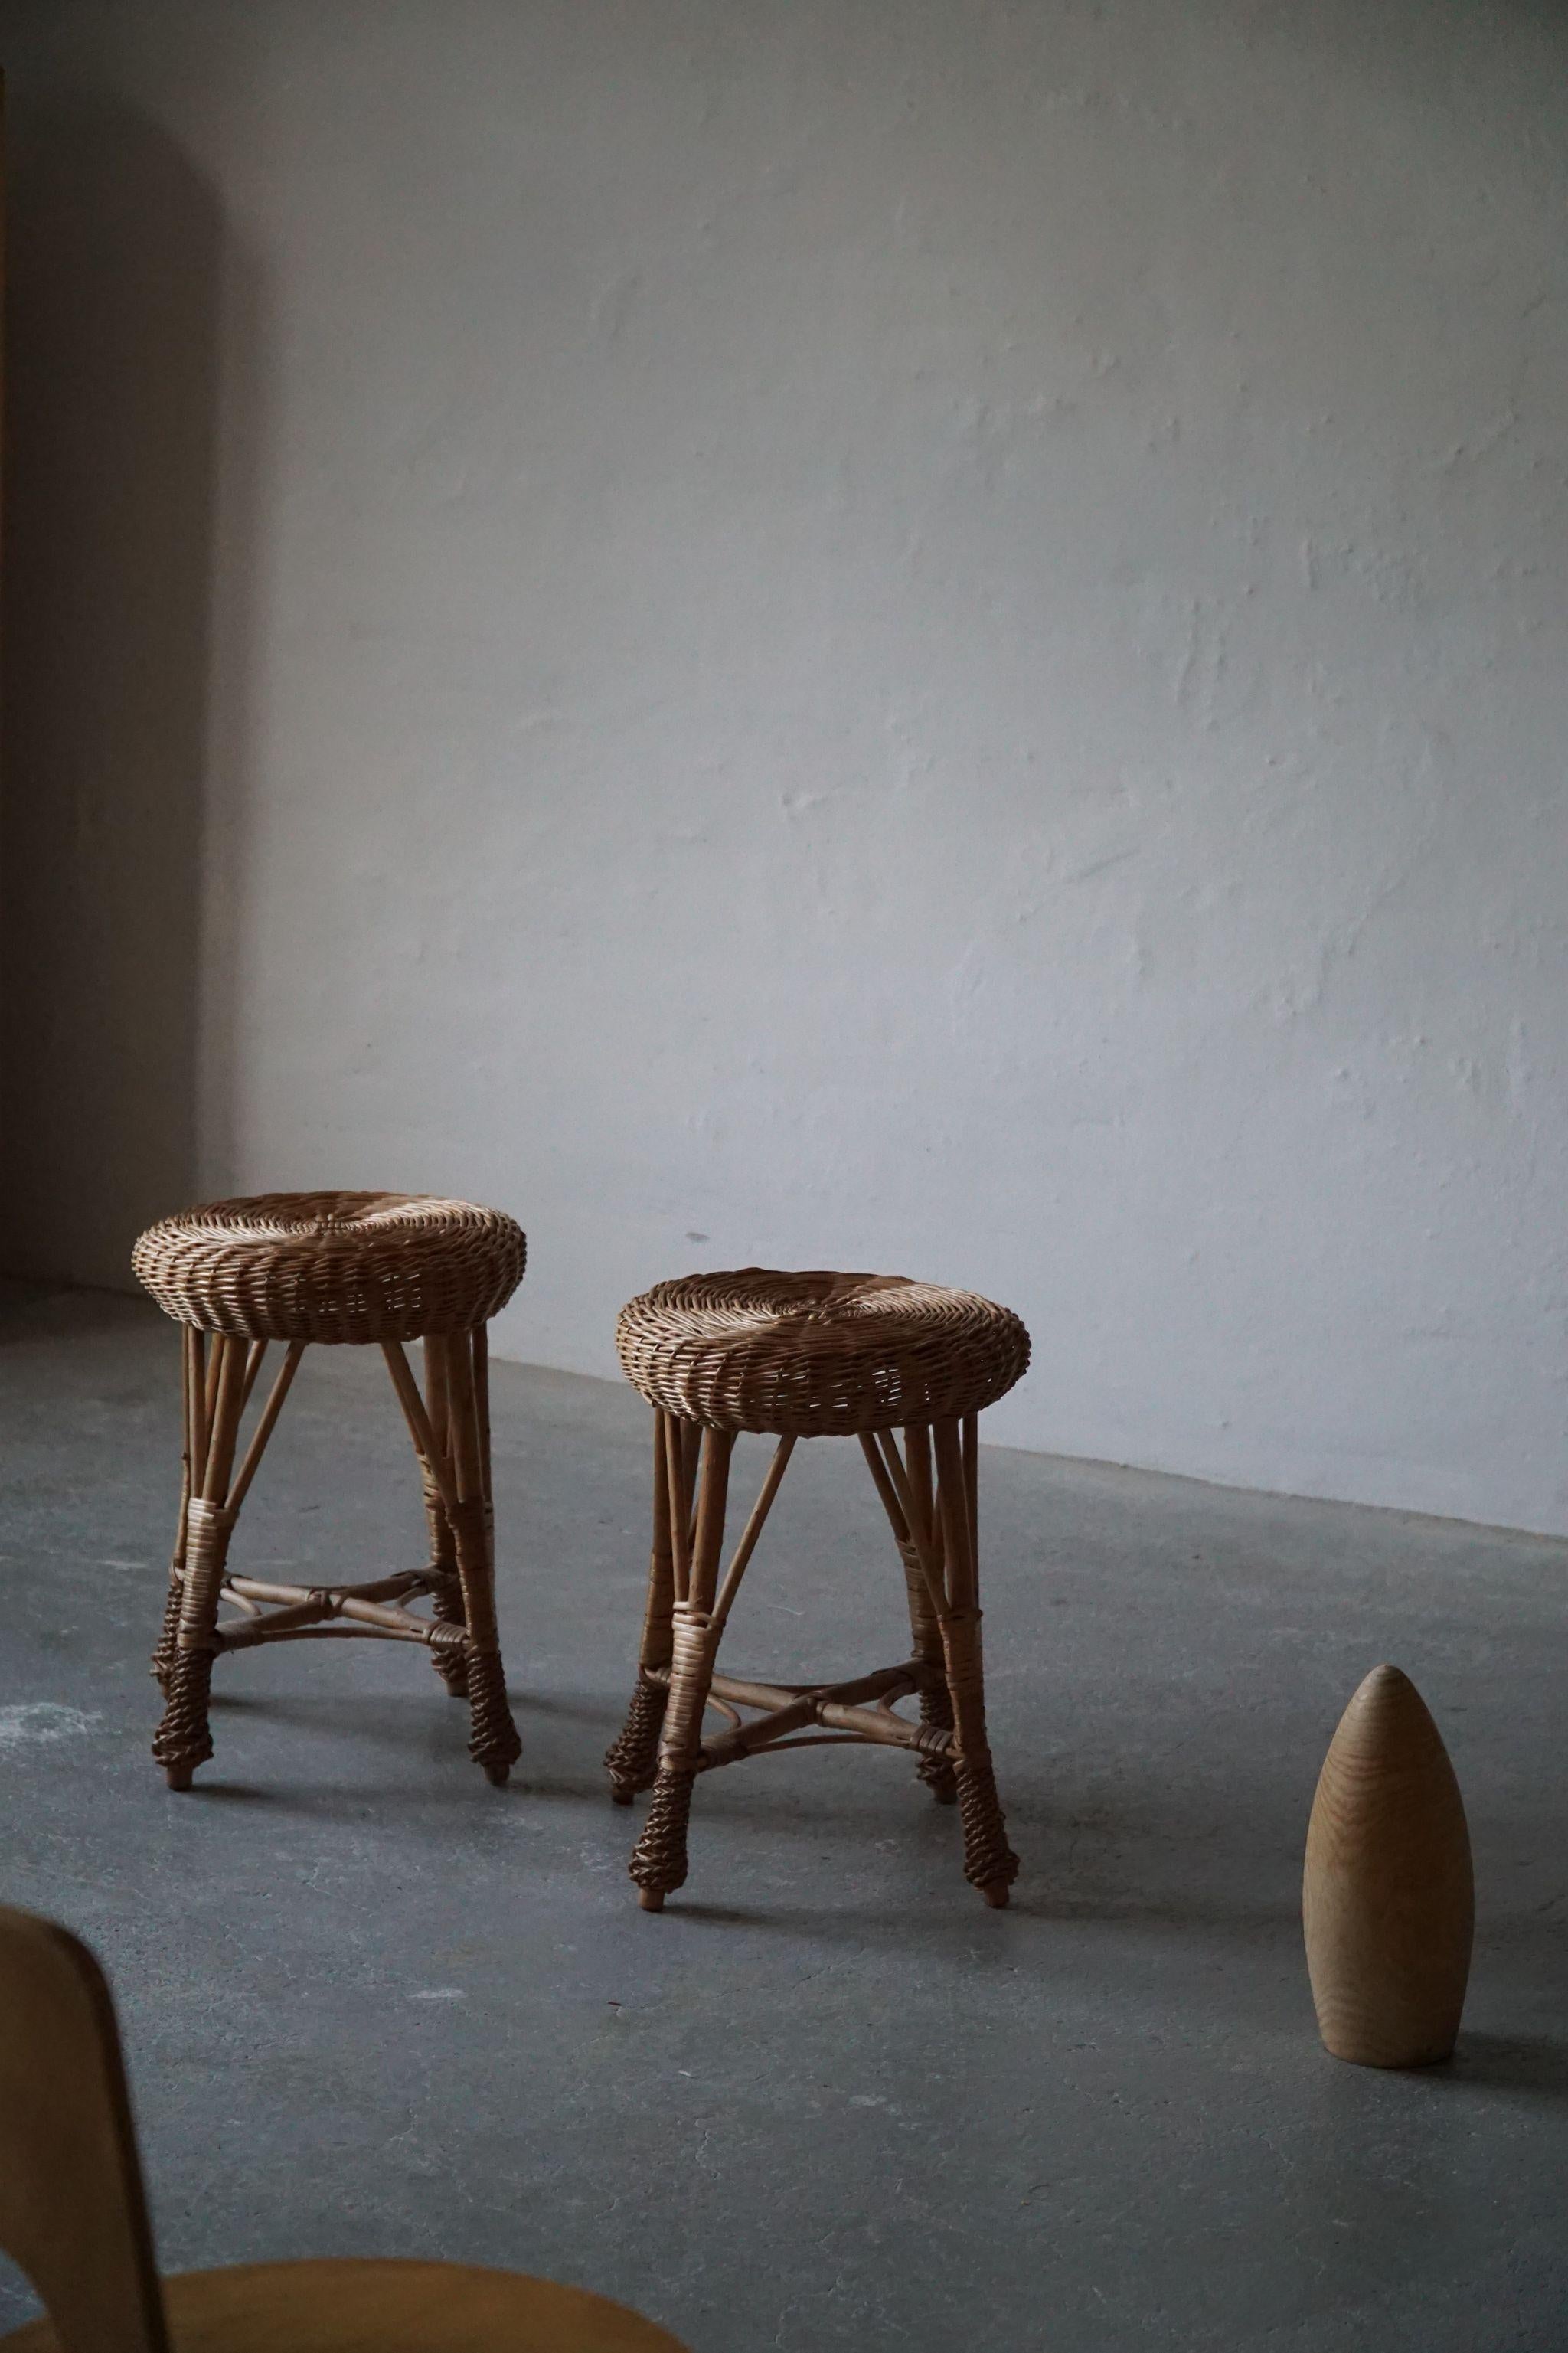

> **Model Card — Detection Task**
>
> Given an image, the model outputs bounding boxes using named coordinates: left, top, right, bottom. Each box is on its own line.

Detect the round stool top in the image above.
left=616, top=1267, right=1029, bottom=1436
left=132, top=1191, right=525, bottom=1344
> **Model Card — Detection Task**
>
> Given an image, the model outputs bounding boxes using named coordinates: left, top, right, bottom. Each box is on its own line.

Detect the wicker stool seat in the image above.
left=131, top=1190, right=524, bottom=1344
left=606, top=1266, right=1029, bottom=1912
left=132, top=1190, right=527, bottom=1793
left=615, top=1268, right=1028, bottom=1436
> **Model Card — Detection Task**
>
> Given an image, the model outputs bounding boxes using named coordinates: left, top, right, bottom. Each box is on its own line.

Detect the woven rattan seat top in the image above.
left=132, top=1191, right=525, bottom=1343
left=616, top=1268, right=1028, bottom=1436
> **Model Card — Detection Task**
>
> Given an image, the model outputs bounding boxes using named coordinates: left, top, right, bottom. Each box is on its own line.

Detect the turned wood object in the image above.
left=1302, top=1663, right=1474, bottom=2068
left=605, top=1269, right=1031, bottom=1912
left=0, top=1904, right=686, bottom=2351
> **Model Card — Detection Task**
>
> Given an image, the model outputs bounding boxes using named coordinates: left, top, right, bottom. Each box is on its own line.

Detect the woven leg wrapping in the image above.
left=629, top=1606, right=712, bottom=1898
left=421, top=1464, right=469, bottom=1697
left=629, top=1766, right=697, bottom=1897
left=941, top=1605, right=1019, bottom=1902
left=464, top=1646, right=522, bottom=1782
left=152, top=1499, right=234, bottom=1786
left=955, top=1757, right=1019, bottom=1898
left=449, top=1495, right=521, bottom=1783
left=917, top=1681, right=959, bottom=1802
left=899, top=1540, right=958, bottom=1803
left=605, top=1675, right=668, bottom=1801
left=150, top=1570, right=185, bottom=1694
left=427, top=1581, right=471, bottom=1695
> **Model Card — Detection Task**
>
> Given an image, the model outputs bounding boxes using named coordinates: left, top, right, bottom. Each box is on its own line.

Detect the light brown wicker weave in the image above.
left=606, top=1267, right=1028, bottom=1913
left=131, top=1192, right=526, bottom=1793
left=131, top=1190, right=524, bottom=1343
left=614, top=1268, right=1028, bottom=1436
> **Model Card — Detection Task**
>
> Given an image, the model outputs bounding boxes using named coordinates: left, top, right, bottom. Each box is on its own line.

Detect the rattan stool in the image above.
left=131, top=1191, right=526, bottom=1790
left=606, top=1268, right=1031, bottom=1910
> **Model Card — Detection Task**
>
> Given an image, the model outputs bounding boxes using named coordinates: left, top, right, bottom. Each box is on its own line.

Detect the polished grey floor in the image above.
left=2, top=1283, right=1565, bottom=2350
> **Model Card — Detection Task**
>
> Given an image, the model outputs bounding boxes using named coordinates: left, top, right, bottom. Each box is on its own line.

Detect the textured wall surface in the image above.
left=2, top=0, right=1565, bottom=1531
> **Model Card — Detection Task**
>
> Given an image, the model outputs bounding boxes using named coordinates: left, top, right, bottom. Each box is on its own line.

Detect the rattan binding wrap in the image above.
left=615, top=1269, right=1029, bottom=1436
left=132, top=1191, right=525, bottom=1344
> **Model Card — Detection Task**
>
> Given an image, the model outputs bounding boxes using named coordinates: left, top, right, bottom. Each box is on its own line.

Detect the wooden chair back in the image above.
left=0, top=1906, right=168, bottom=2353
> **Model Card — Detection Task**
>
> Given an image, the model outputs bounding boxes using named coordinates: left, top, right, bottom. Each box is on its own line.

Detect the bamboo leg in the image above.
left=710, top=1436, right=793, bottom=1634
left=473, top=1325, right=498, bottom=1649
left=681, top=1419, right=702, bottom=1554
left=152, top=1329, right=201, bottom=1691
left=630, top=1425, right=734, bottom=1909
left=151, top=1487, right=189, bottom=1695
left=605, top=1410, right=678, bottom=1802
left=421, top=1334, right=468, bottom=1695
left=932, top=1417, right=1018, bottom=1907
left=863, top=1427, right=958, bottom=1804
left=238, top=1338, right=269, bottom=1413
left=202, top=1335, right=222, bottom=1446
left=443, top=1328, right=521, bottom=1785
left=474, top=1325, right=492, bottom=1495
left=904, top=1421, right=957, bottom=1799
left=226, top=1341, right=305, bottom=1514
left=186, top=1326, right=210, bottom=1492
left=152, top=1332, right=247, bottom=1789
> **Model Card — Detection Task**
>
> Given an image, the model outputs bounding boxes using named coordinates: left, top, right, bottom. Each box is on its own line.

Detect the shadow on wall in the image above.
left=0, top=100, right=262, bottom=1287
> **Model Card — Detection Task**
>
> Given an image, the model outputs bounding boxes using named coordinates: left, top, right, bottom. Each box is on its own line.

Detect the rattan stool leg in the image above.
left=153, top=1334, right=248, bottom=1789
left=420, top=1336, right=469, bottom=1698
left=439, top=1329, right=522, bottom=1786
left=606, top=1410, right=678, bottom=1802
left=152, top=1331, right=202, bottom=1692
left=858, top=1427, right=958, bottom=1803
left=933, top=1416, right=1018, bottom=1907
left=630, top=1424, right=733, bottom=1908
left=903, top=1544, right=958, bottom=1805
left=901, top=1424, right=959, bottom=1805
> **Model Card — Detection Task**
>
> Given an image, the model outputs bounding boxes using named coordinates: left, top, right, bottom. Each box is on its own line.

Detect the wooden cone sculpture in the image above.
left=1303, top=1664, right=1473, bottom=2068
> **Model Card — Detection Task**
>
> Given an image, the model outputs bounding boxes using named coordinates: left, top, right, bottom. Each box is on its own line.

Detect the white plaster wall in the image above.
left=3, top=1, right=1566, bottom=1532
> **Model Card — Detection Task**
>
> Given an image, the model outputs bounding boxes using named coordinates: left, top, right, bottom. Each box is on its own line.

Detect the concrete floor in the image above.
left=2, top=1283, right=1565, bottom=2350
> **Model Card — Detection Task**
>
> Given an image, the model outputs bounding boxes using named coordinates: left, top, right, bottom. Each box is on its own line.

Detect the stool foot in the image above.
left=464, top=1649, right=522, bottom=1783
left=152, top=1336, right=246, bottom=1786
left=956, top=1757, right=1020, bottom=1904
left=639, top=1889, right=665, bottom=1913
left=152, top=1652, right=217, bottom=1790
left=483, top=1762, right=510, bottom=1787
left=629, top=1764, right=695, bottom=1904
left=605, top=1675, right=668, bottom=1803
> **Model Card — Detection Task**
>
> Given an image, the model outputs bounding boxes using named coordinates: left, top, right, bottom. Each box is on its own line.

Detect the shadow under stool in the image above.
left=130, top=1190, right=526, bottom=1790
left=606, top=1267, right=1031, bottom=1910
